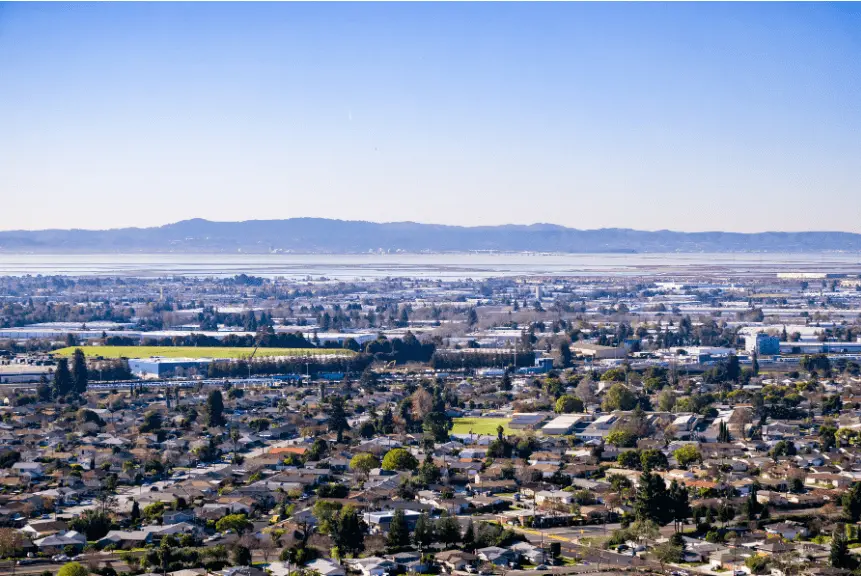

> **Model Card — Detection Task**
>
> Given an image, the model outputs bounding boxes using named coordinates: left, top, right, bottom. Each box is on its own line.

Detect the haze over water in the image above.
left=0, top=253, right=859, bottom=280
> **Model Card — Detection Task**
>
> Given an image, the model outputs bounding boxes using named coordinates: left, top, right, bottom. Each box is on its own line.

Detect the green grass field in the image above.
left=451, top=417, right=515, bottom=436
left=52, top=346, right=353, bottom=359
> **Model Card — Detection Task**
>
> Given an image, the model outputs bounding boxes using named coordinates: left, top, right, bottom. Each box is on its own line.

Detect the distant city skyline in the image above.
left=1, top=2, right=859, bottom=233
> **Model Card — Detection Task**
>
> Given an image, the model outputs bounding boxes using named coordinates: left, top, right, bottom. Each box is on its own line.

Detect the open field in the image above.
left=451, top=417, right=515, bottom=436
left=52, top=346, right=353, bottom=359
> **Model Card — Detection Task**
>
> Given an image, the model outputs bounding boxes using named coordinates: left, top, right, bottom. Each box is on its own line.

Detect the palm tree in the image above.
left=230, top=427, right=241, bottom=460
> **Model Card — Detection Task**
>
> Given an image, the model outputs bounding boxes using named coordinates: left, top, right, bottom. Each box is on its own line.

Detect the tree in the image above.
left=770, top=440, right=796, bottom=459
left=628, top=519, right=660, bottom=545
left=500, top=372, right=512, bottom=392
left=330, top=506, right=365, bottom=557
left=413, top=513, right=435, bottom=551
left=410, top=389, right=434, bottom=420
left=231, top=545, right=252, bottom=567
left=717, top=504, right=736, bottom=526
left=673, top=445, right=702, bottom=468
left=657, top=389, right=676, bottom=412
left=215, top=514, right=252, bottom=535
left=843, top=482, right=861, bottom=522
left=634, top=469, right=672, bottom=526
left=206, top=390, right=226, bottom=427
left=58, top=563, right=89, bottom=576
left=418, top=454, right=441, bottom=486
left=668, top=480, right=691, bottom=532
left=386, top=509, right=410, bottom=550
left=830, top=530, right=856, bottom=569
left=606, top=429, right=637, bottom=448
left=555, top=395, right=583, bottom=414
left=328, top=396, right=350, bottom=443
left=349, top=453, right=380, bottom=481
left=467, top=308, right=478, bottom=327
left=423, top=411, right=452, bottom=443
left=640, top=449, right=669, bottom=471
left=230, top=427, right=241, bottom=460
left=436, top=514, right=462, bottom=548
left=820, top=425, right=837, bottom=451
left=557, top=342, right=572, bottom=368
left=130, top=501, right=141, bottom=525
left=602, top=383, right=638, bottom=411
left=717, top=421, right=731, bottom=443
left=0, top=528, right=23, bottom=560
left=726, top=354, right=741, bottom=382
left=575, top=377, right=597, bottom=404
left=71, top=349, right=88, bottom=395
left=617, top=450, right=642, bottom=470
left=139, top=411, right=162, bottom=433
left=462, top=520, right=475, bottom=552
left=69, top=509, right=112, bottom=540
left=745, top=555, right=771, bottom=575
left=52, top=358, right=73, bottom=399
left=381, top=448, right=418, bottom=471
left=652, top=542, right=683, bottom=570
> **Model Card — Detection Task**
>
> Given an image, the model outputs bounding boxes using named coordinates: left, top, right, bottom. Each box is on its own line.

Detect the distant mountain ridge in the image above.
left=0, top=218, right=860, bottom=253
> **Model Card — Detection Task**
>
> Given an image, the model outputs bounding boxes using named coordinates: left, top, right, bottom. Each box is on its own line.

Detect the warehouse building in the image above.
left=127, top=358, right=212, bottom=378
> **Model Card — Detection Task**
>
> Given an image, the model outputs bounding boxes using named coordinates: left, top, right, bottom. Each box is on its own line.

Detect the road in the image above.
left=0, top=549, right=283, bottom=576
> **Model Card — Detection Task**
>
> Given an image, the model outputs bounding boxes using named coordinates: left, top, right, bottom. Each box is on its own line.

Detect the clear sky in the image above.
left=1, top=2, right=859, bottom=233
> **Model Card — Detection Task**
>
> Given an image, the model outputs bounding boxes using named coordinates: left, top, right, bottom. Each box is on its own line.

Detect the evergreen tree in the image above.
left=328, top=396, right=350, bottom=443
left=726, top=354, right=741, bottom=382
left=436, top=514, right=462, bottom=548
left=744, top=485, right=761, bottom=520
left=386, top=509, right=410, bottom=550
left=831, top=531, right=854, bottom=569
left=206, top=390, right=226, bottom=427
left=718, top=421, right=732, bottom=443
left=331, top=506, right=365, bottom=556
left=635, top=469, right=673, bottom=526
left=37, top=375, right=51, bottom=402
left=52, top=358, right=73, bottom=400
left=379, top=408, right=394, bottom=434
left=71, top=349, right=88, bottom=395
left=231, top=545, right=252, bottom=567
left=462, top=520, right=475, bottom=552
left=466, top=308, right=478, bottom=327
left=130, top=500, right=140, bottom=525
left=418, top=454, right=441, bottom=486
left=413, top=513, right=435, bottom=551
left=669, top=480, right=691, bottom=532
left=843, top=482, right=861, bottom=522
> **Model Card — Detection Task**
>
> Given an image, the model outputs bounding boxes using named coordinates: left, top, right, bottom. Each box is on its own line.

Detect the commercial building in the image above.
left=571, top=343, right=627, bottom=360
left=779, top=341, right=861, bottom=354
left=745, top=333, right=781, bottom=355
left=127, top=358, right=212, bottom=378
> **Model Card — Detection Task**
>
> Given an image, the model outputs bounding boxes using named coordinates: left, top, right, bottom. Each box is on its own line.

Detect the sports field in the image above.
left=451, top=417, right=515, bottom=436
left=52, top=346, right=353, bottom=359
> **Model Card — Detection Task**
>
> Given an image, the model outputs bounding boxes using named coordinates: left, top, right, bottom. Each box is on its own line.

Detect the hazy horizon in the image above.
left=4, top=216, right=861, bottom=235
left=2, top=3, right=860, bottom=233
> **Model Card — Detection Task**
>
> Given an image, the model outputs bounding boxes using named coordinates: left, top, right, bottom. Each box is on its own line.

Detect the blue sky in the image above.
left=1, top=2, right=859, bottom=232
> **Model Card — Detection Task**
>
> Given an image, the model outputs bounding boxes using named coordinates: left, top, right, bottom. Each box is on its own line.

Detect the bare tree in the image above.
left=575, top=377, right=597, bottom=404
left=411, top=389, right=433, bottom=420
left=258, top=535, right=276, bottom=564
left=0, top=528, right=23, bottom=575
